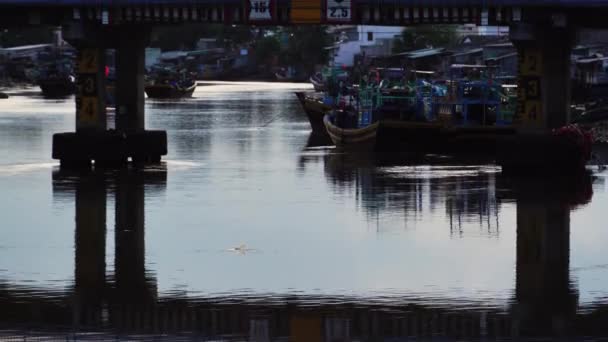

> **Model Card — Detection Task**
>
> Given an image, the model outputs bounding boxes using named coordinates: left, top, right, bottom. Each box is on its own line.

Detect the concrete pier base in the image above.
left=52, top=130, right=167, bottom=167
left=496, top=133, right=586, bottom=175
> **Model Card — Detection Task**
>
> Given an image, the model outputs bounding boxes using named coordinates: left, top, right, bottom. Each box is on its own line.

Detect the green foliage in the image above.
left=215, top=25, right=254, bottom=48
left=392, top=25, right=459, bottom=53
left=253, top=35, right=281, bottom=65
left=148, top=24, right=331, bottom=75
left=281, top=26, right=332, bottom=74
left=150, top=24, right=252, bottom=50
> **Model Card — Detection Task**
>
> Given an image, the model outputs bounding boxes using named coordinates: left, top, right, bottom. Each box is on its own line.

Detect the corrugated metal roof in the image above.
left=408, top=48, right=446, bottom=59
left=452, top=48, right=484, bottom=57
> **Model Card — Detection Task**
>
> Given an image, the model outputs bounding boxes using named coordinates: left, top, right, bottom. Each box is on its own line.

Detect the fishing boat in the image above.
left=145, top=80, right=196, bottom=99
left=38, top=74, right=76, bottom=98
left=425, top=65, right=519, bottom=155
left=322, top=69, right=445, bottom=151
left=145, top=65, right=197, bottom=99
left=275, top=67, right=303, bottom=82
left=37, top=53, right=77, bottom=98
left=310, top=72, right=326, bottom=92
left=295, top=91, right=332, bottom=134
left=323, top=111, right=380, bottom=149
left=434, top=65, right=515, bottom=127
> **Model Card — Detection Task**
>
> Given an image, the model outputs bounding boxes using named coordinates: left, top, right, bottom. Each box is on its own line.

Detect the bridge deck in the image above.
left=1, top=0, right=608, bottom=7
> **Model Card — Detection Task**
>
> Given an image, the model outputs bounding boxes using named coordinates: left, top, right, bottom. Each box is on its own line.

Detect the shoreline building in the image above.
left=327, top=25, right=403, bottom=67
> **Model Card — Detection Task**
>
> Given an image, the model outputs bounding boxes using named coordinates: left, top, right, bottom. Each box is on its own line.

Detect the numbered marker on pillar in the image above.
left=326, top=0, right=352, bottom=23
left=249, top=0, right=272, bottom=21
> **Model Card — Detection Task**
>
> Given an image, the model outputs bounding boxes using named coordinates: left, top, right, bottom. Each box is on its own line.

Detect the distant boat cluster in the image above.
left=297, top=64, right=517, bottom=154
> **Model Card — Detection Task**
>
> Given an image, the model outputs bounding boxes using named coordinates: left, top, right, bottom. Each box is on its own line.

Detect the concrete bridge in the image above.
left=2, top=1, right=608, bottom=27
left=0, top=1, right=606, bottom=167
left=0, top=167, right=604, bottom=339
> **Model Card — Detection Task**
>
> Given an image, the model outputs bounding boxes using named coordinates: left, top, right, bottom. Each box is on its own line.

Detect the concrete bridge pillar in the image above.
left=510, top=23, right=575, bottom=131
left=116, top=30, right=147, bottom=132
left=52, top=25, right=167, bottom=168
left=499, top=23, right=584, bottom=173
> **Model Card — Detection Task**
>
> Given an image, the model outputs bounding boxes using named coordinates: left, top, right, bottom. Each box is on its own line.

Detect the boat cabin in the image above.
left=436, top=64, right=514, bottom=126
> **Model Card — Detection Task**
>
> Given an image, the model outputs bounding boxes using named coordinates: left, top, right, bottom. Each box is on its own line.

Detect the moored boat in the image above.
left=145, top=81, right=196, bottom=99
left=295, top=91, right=332, bottom=134
left=145, top=65, right=197, bottom=99
left=310, top=72, right=325, bottom=92
left=323, top=112, right=379, bottom=149
left=38, top=74, right=76, bottom=98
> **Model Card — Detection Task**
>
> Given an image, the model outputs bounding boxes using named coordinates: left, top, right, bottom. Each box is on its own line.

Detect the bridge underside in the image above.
left=2, top=4, right=608, bottom=29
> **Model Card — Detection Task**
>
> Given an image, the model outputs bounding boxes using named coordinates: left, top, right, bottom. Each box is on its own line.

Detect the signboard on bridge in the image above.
left=291, top=0, right=321, bottom=24
left=248, top=0, right=274, bottom=22
left=326, top=0, right=352, bottom=23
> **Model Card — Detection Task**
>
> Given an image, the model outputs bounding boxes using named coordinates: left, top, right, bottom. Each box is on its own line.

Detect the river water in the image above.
left=0, top=82, right=607, bottom=340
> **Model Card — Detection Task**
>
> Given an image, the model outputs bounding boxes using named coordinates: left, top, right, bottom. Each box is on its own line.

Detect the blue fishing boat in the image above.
left=434, top=64, right=516, bottom=127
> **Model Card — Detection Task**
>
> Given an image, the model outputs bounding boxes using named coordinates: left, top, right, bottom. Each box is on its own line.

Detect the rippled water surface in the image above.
left=1, top=82, right=608, bottom=340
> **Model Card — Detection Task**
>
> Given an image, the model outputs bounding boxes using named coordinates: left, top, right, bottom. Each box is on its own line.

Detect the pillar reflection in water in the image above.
left=52, top=165, right=166, bottom=330
left=72, top=171, right=107, bottom=327
left=508, top=173, right=593, bottom=337
left=49, top=158, right=597, bottom=339
left=113, top=169, right=156, bottom=305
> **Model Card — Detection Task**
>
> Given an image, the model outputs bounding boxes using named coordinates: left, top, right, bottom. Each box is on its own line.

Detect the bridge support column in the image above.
left=499, top=24, right=583, bottom=173
left=510, top=24, right=575, bottom=131
left=114, top=29, right=166, bottom=164
left=52, top=26, right=167, bottom=168
left=116, top=38, right=146, bottom=132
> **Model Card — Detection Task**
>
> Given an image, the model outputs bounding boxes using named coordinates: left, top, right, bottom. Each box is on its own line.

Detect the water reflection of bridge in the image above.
left=0, top=161, right=605, bottom=340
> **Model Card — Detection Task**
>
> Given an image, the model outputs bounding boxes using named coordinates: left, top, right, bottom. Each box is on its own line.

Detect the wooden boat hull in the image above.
left=145, top=84, right=196, bottom=99
left=323, top=114, right=379, bottom=149
left=376, top=120, right=444, bottom=152
left=295, top=92, right=331, bottom=134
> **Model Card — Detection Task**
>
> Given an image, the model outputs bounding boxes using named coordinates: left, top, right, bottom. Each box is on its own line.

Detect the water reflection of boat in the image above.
left=322, top=153, right=494, bottom=220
